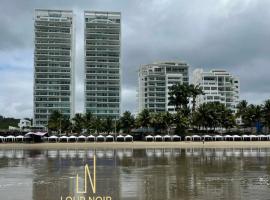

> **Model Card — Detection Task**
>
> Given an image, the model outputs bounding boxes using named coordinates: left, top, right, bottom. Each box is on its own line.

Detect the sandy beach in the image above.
left=0, top=141, right=270, bottom=149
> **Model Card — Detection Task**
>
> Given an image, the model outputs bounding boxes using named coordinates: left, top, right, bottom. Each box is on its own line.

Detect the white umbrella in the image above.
left=87, top=135, right=96, bottom=142
left=213, top=135, right=223, bottom=141
left=145, top=135, right=154, bottom=141
left=191, top=135, right=201, bottom=141
left=124, top=135, right=133, bottom=142
left=172, top=135, right=181, bottom=141
left=59, top=136, right=69, bottom=142
left=163, top=135, right=171, bottom=141
left=5, top=135, right=15, bottom=142
left=78, top=135, right=87, bottom=142
left=154, top=135, right=163, bottom=141
left=233, top=135, right=241, bottom=141
left=96, top=135, right=105, bottom=142
left=106, top=135, right=114, bottom=142
left=185, top=136, right=192, bottom=141
left=116, top=135, right=125, bottom=142
left=48, top=135, right=58, bottom=142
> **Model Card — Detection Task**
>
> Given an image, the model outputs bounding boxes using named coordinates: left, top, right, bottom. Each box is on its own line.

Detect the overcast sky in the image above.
left=0, top=0, right=269, bottom=118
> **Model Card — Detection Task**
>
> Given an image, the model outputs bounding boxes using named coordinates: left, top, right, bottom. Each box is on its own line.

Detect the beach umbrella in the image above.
left=48, top=135, right=58, bottom=142
left=232, top=135, right=241, bottom=141
left=124, top=135, right=133, bottom=142
left=250, top=135, right=259, bottom=141
left=0, top=136, right=4, bottom=143
left=242, top=135, right=250, bottom=141
left=202, top=135, right=212, bottom=141
left=185, top=136, right=192, bottom=141
left=87, top=135, right=96, bottom=142
left=68, top=136, right=77, bottom=142
left=191, top=135, right=201, bottom=141
left=96, top=135, right=105, bottom=142
left=59, top=136, right=69, bottom=142
left=213, top=135, right=223, bottom=141
left=172, top=135, right=181, bottom=141
left=163, top=135, right=171, bottom=141
left=154, top=135, right=163, bottom=141
left=78, top=135, right=87, bottom=142
left=106, top=135, right=114, bottom=142
left=116, top=135, right=125, bottom=142
left=258, top=134, right=268, bottom=141
left=224, top=135, right=233, bottom=141
left=5, top=135, right=15, bottom=142
left=145, top=135, right=154, bottom=142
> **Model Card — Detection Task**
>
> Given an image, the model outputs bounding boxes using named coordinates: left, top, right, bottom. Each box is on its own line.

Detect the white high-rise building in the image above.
left=138, top=61, right=189, bottom=113
left=33, top=9, right=75, bottom=127
left=192, top=69, right=240, bottom=113
left=84, top=11, right=121, bottom=119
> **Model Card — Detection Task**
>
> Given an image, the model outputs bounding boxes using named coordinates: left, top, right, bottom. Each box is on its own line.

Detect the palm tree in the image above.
left=236, top=100, right=248, bottom=117
left=173, top=111, right=189, bottom=135
left=189, top=84, right=204, bottom=112
left=104, top=117, right=113, bottom=134
left=48, top=110, right=63, bottom=134
left=72, top=113, right=84, bottom=134
left=120, top=111, right=135, bottom=134
left=168, top=83, right=191, bottom=114
left=92, top=117, right=103, bottom=134
left=83, top=112, right=93, bottom=134
left=262, top=99, right=270, bottom=132
left=162, top=112, right=173, bottom=135
left=136, top=109, right=151, bottom=128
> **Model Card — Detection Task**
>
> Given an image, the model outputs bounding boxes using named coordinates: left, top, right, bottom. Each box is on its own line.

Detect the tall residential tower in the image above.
left=33, top=9, right=75, bottom=127
left=192, top=69, right=240, bottom=113
left=138, top=61, right=189, bottom=113
left=84, top=11, right=121, bottom=119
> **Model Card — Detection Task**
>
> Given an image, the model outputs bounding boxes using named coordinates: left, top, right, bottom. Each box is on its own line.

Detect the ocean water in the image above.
left=0, top=148, right=270, bottom=200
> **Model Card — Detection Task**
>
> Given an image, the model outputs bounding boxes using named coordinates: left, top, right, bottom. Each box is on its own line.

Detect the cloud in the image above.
left=0, top=0, right=269, bottom=118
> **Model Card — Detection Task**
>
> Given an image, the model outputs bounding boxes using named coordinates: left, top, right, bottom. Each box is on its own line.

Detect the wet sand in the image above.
left=0, top=141, right=270, bottom=149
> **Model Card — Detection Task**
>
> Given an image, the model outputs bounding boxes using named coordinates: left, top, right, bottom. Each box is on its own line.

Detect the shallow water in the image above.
left=0, top=148, right=270, bottom=200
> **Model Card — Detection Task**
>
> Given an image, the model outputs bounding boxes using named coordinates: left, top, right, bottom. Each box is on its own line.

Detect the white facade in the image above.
left=18, top=119, right=31, bottom=130
left=33, top=9, right=75, bottom=127
left=138, top=61, right=189, bottom=113
left=192, top=69, right=240, bottom=113
left=84, top=11, right=121, bottom=119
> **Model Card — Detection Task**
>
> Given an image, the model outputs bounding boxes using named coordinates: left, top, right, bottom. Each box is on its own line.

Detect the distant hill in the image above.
left=0, top=115, right=20, bottom=130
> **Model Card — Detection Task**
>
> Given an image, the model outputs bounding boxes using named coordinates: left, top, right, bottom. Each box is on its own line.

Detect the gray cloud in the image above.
left=0, top=0, right=269, bottom=118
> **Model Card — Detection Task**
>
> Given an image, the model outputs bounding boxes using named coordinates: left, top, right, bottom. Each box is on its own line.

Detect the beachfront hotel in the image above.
left=84, top=11, right=121, bottom=119
left=138, top=61, right=189, bottom=113
left=33, top=9, right=75, bottom=127
left=192, top=69, right=240, bottom=113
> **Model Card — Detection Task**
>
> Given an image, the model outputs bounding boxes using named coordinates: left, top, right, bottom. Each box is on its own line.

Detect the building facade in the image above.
left=84, top=11, right=121, bottom=119
left=138, top=61, right=189, bottom=113
left=192, top=69, right=240, bottom=113
left=33, top=9, right=75, bottom=127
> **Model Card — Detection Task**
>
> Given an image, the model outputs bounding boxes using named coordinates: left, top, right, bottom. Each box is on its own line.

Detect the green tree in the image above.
left=72, top=113, right=84, bottom=134
left=168, top=83, right=191, bottom=114
left=136, top=109, right=151, bottom=128
left=262, top=99, right=270, bottom=131
left=83, top=112, right=93, bottom=134
left=189, top=84, right=204, bottom=112
left=48, top=110, right=63, bottom=134
left=104, top=117, right=113, bottom=134
left=120, top=111, right=135, bottom=134
left=173, top=111, right=189, bottom=135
